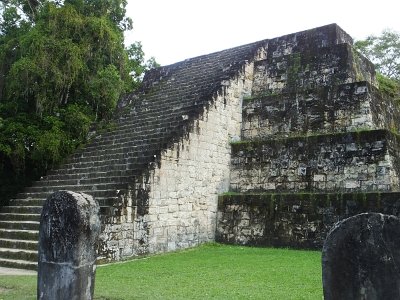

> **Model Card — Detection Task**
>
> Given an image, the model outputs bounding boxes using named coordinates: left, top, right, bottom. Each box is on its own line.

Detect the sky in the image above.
left=125, top=0, right=400, bottom=66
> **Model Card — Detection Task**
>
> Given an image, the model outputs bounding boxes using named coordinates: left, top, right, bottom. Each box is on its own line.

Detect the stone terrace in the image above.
left=216, top=25, right=400, bottom=248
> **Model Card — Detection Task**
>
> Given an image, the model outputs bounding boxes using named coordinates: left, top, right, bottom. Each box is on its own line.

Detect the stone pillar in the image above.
left=37, top=191, right=100, bottom=300
left=322, top=213, right=400, bottom=300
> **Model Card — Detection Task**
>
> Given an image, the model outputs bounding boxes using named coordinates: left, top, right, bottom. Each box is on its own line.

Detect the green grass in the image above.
left=0, top=244, right=322, bottom=300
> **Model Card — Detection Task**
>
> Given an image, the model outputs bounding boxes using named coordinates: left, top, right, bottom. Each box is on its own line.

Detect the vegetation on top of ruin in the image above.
left=355, top=29, right=400, bottom=80
left=0, top=0, right=158, bottom=203
left=355, top=29, right=400, bottom=103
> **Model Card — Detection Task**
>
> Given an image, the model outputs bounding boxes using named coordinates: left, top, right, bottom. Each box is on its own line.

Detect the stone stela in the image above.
left=322, top=213, right=400, bottom=300
left=37, top=191, right=100, bottom=300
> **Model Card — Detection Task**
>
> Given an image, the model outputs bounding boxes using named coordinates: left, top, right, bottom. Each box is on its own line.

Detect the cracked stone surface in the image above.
left=37, top=191, right=100, bottom=300
left=322, top=213, right=400, bottom=300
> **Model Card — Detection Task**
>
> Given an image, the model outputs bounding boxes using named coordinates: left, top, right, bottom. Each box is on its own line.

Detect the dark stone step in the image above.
left=84, top=127, right=171, bottom=149
left=18, top=183, right=129, bottom=199
left=32, top=175, right=132, bottom=189
left=0, top=238, right=38, bottom=251
left=1, top=206, right=42, bottom=214
left=0, top=229, right=39, bottom=240
left=67, top=151, right=138, bottom=165
left=8, top=198, right=45, bottom=206
left=0, top=213, right=41, bottom=222
left=15, top=192, right=51, bottom=201
left=97, top=113, right=179, bottom=133
left=44, top=169, right=135, bottom=181
left=61, top=157, right=139, bottom=170
left=0, top=221, right=40, bottom=231
left=0, top=247, right=38, bottom=262
left=25, top=182, right=128, bottom=193
left=0, top=258, right=37, bottom=271
left=69, top=143, right=139, bottom=160
left=4, top=199, right=117, bottom=217
left=45, top=162, right=147, bottom=176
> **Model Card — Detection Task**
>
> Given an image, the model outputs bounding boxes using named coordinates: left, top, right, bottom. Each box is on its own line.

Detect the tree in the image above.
left=0, top=0, right=157, bottom=203
left=355, top=29, right=400, bottom=80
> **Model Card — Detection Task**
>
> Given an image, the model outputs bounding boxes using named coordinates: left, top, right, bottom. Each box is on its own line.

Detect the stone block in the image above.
left=313, top=174, right=326, bottom=182
left=322, top=213, right=400, bottom=300
left=344, top=180, right=359, bottom=189
left=37, top=191, right=100, bottom=300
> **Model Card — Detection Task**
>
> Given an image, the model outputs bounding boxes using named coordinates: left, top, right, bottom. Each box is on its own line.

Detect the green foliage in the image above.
left=126, top=41, right=160, bottom=90
left=0, top=244, right=322, bottom=299
left=376, top=73, right=400, bottom=99
left=0, top=0, right=158, bottom=203
left=355, top=29, right=400, bottom=80
left=88, top=65, right=124, bottom=119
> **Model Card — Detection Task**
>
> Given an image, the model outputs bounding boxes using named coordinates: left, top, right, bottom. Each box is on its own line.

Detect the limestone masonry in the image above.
left=1, top=24, right=400, bottom=269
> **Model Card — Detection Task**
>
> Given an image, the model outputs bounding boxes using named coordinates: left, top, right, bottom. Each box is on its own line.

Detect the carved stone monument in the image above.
left=37, top=191, right=100, bottom=300
left=322, top=213, right=400, bottom=300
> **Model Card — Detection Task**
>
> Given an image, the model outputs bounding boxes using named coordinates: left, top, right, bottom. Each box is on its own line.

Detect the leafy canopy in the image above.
left=355, top=29, right=400, bottom=80
left=355, top=29, right=400, bottom=108
left=0, top=0, right=157, bottom=203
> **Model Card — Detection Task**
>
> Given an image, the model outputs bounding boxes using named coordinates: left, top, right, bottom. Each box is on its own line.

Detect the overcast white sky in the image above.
left=125, top=0, right=400, bottom=66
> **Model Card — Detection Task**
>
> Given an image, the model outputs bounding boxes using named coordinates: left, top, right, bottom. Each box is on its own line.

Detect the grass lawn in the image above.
left=0, top=243, right=322, bottom=300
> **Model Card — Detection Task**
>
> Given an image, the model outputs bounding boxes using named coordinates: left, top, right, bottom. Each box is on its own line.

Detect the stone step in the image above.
left=230, top=129, right=392, bottom=193
left=84, top=131, right=167, bottom=151
left=61, top=157, right=141, bottom=170
left=99, top=115, right=178, bottom=136
left=0, top=213, right=40, bottom=221
left=88, top=126, right=172, bottom=146
left=0, top=258, right=37, bottom=271
left=0, top=206, right=42, bottom=214
left=44, top=170, right=134, bottom=181
left=69, top=136, right=165, bottom=160
left=68, top=151, right=138, bottom=165
left=0, top=221, right=40, bottom=231
left=0, top=229, right=39, bottom=240
left=0, top=247, right=38, bottom=262
left=17, top=189, right=125, bottom=201
left=9, top=197, right=117, bottom=208
left=34, top=175, right=132, bottom=189
left=8, top=198, right=45, bottom=206
left=70, top=142, right=140, bottom=159
left=90, top=125, right=166, bottom=141
left=46, top=159, right=140, bottom=175
left=80, top=144, right=156, bottom=159
left=0, top=238, right=38, bottom=251
left=45, top=162, right=147, bottom=176
left=25, top=182, right=128, bottom=193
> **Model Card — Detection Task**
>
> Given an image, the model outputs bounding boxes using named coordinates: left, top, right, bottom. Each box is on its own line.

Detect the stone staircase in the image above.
left=0, top=127, right=139, bottom=270
left=0, top=33, right=264, bottom=269
left=0, top=96, right=200, bottom=270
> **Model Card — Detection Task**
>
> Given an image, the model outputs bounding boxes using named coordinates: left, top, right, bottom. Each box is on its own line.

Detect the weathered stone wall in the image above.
left=252, top=42, right=375, bottom=96
left=97, top=62, right=254, bottom=260
left=230, top=130, right=400, bottom=193
left=243, top=82, right=400, bottom=140
left=216, top=192, right=400, bottom=249
left=243, top=82, right=375, bottom=139
left=146, top=63, right=254, bottom=254
left=215, top=25, right=400, bottom=251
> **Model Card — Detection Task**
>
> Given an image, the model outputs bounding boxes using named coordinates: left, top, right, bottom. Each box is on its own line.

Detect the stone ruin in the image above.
left=322, top=213, right=400, bottom=299
left=37, top=191, right=100, bottom=300
left=1, top=23, right=400, bottom=269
